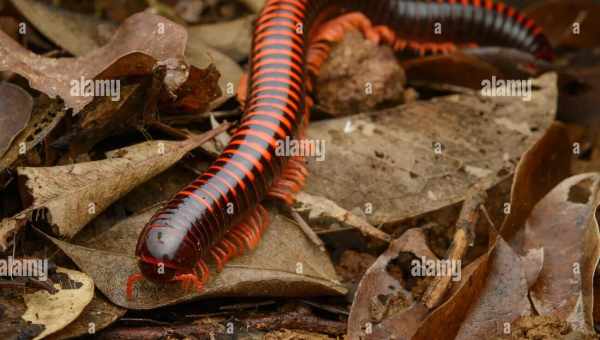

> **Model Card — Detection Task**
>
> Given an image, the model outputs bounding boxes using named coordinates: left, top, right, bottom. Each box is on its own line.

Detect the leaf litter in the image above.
left=0, top=1, right=594, bottom=339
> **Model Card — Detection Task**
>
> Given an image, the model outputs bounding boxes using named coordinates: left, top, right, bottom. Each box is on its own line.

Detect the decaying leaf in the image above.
left=0, top=128, right=226, bottom=249
left=21, top=267, right=94, bottom=340
left=347, top=113, right=572, bottom=339
left=454, top=238, right=536, bottom=339
left=524, top=173, right=600, bottom=334
left=47, top=293, right=126, bottom=340
left=347, top=229, right=438, bottom=338
left=47, top=208, right=346, bottom=309
left=304, top=73, right=557, bottom=228
left=188, top=15, right=254, bottom=62
left=0, top=98, right=65, bottom=179
left=0, top=11, right=218, bottom=113
left=10, top=0, right=117, bottom=56
left=0, top=82, right=33, bottom=158
left=186, top=37, right=243, bottom=110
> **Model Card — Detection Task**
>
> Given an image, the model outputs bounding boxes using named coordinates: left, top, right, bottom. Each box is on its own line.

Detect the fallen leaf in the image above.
left=47, top=293, right=126, bottom=340
left=186, top=37, right=243, bottom=110
left=21, top=267, right=94, bottom=340
left=500, top=122, right=572, bottom=243
left=403, top=52, right=501, bottom=89
left=347, top=229, right=438, bottom=338
left=523, top=173, right=600, bottom=334
left=304, top=73, right=557, bottom=228
left=0, top=82, right=33, bottom=158
left=0, top=128, right=227, bottom=249
left=47, top=208, right=346, bottom=309
left=0, top=11, right=218, bottom=113
left=454, top=238, right=535, bottom=339
left=0, top=98, right=65, bottom=178
left=524, top=0, right=600, bottom=49
left=187, top=15, right=254, bottom=62
left=347, top=115, right=573, bottom=339
left=10, top=0, right=117, bottom=56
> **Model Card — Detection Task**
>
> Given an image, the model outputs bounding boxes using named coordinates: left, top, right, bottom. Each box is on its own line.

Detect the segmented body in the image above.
left=131, top=0, right=552, bottom=293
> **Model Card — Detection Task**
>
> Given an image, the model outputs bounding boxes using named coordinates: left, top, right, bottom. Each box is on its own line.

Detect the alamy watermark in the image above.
left=411, top=256, right=461, bottom=282
left=70, top=77, right=121, bottom=102
left=481, top=76, right=533, bottom=101
left=0, top=256, right=48, bottom=281
left=275, top=136, right=326, bottom=161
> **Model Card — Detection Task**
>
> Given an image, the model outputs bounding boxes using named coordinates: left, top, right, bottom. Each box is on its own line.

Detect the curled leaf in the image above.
left=524, top=173, right=600, bottom=333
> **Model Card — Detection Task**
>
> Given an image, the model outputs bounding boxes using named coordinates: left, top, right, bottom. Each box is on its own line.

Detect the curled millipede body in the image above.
left=127, top=0, right=552, bottom=298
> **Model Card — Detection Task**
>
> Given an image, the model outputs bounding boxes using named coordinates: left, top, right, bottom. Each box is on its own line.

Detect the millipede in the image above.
left=126, top=0, right=553, bottom=299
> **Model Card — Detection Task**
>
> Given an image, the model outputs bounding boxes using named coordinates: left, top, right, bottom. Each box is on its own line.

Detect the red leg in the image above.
left=126, top=273, right=144, bottom=300
left=173, top=273, right=204, bottom=293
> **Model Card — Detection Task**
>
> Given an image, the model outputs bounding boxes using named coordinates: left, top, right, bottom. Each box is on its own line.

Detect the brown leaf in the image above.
left=304, top=73, right=557, bottom=228
left=0, top=11, right=219, bottom=113
left=0, top=82, right=33, bottom=158
left=47, top=293, right=126, bottom=340
left=347, top=229, right=437, bottom=339
left=185, top=36, right=243, bottom=110
left=523, top=173, right=600, bottom=333
left=10, top=0, right=116, bottom=56
left=500, top=122, right=572, bottom=244
left=347, top=111, right=573, bottom=339
left=46, top=208, right=346, bottom=309
left=524, top=0, right=600, bottom=49
left=454, top=238, right=534, bottom=339
left=0, top=266, right=94, bottom=340
left=187, top=15, right=254, bottom=62
left=0, top=128, right=227, bottom=249
left=0, top=98, right=65, bottom=178
left=403, top=52, right=501, bottom=89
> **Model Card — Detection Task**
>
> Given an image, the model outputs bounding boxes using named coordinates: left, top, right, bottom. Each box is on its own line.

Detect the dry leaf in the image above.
left=186, top=37, right=243, bottom=110
left=0, top=11, right=218, bottom=113
left=304, top=73, right=557, bottom=228
left=524, top=0, right=600, bottom=49
left=347, top=229, right=438, bottom=338
left=46, top=208, right=346, bottom=309
left=454, top=238, right=535, bottom=339
left=10, top=0, right=116, bottom=56
left=0, top=82, right=33, bottom=158
left=21, top=267, right=94, bottom=340
left=0, top=98, right=65, bottom=179
left=0, top=129, right=225, bottom=249
left=47, top=293, right=125, bottom=340
left=524, top=173, right=600, bottom=333
left=188, top=15, right=254, bottom=62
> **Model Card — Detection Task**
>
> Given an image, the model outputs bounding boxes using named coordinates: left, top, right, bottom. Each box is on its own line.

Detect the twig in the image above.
left=422, top=188, right=487, bottom=309
left=295, top=191, right=391, bottom=243
left=162, top=110, right=241, bottom=125
left=289, top=209, right=326, bottom=252
left=148, top=120, right=189, bottom=140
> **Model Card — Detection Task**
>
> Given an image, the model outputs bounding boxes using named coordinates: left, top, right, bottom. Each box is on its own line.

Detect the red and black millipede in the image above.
left=126, top=0, right=553, bottom=299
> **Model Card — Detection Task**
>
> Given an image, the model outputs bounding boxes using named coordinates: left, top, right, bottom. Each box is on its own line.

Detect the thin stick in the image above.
left=422, top=189, right=487, bottom=309
left=289, top=209, right=326, bottom=252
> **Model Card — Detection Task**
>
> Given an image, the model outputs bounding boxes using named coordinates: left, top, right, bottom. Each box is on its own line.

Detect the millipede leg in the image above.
left=126, top=273, right=144, bottom=300
left=173, top=273, right=204, bottom=293
left=205, top=204, right=271, bottom=272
